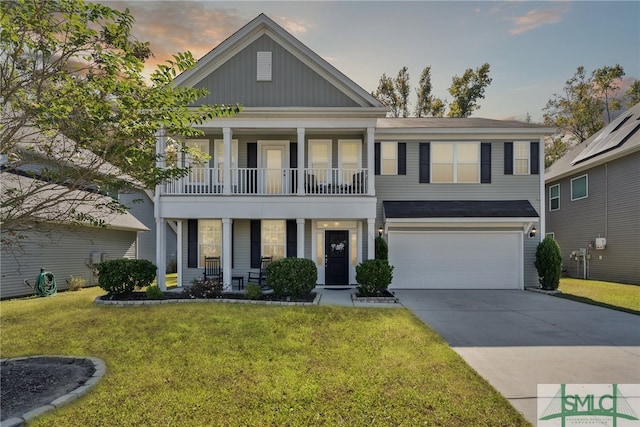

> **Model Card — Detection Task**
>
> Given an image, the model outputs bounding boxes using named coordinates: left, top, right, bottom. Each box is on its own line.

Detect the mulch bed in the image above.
left=99, top=291, right=317, bottom=303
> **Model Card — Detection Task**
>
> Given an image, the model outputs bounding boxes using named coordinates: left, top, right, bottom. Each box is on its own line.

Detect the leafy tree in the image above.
left=372, top=68, right=411, bottom=118
left=545, top=137, right=570, bottom=168
left=447, top=63, right=492, bottom=118
left=592, top=65, right=625, bottom=123
left=534, top=236, right=562, bottom=291
left=1, top=0, right=240, bottom=248
left=430, top=98, right=447, bottom=117
left=626, top=81, right=640, bottom=108
left=415, top=66, right=447, bottom=118
left=395, top=67, right=411, bottom=118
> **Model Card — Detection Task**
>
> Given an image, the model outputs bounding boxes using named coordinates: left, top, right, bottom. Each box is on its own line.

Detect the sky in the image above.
left=104, top=1, right=640, bottom=122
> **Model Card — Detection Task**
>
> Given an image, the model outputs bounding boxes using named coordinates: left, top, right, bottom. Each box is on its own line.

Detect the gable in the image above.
left=192, top=34, right=359, bottom=108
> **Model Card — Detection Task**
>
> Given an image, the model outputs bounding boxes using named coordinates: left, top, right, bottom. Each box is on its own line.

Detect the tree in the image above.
left=534, top=236, right=562, bottom=291
left=545, top=136, right=570, bottom=168
left=1, top=0, right=240, bottom=248
left=372, top=68, right=411, bottom=118
left=395, top=67, right=410, bottom=118
left=592, top=65, right=625, bottom=123
left=626, top=81, right=640, bottom=108
left=543, top=66, right=604, bottom=143
left=415, top=66, right=447, bottom=118
left=447, top=63, right=492, bottom=118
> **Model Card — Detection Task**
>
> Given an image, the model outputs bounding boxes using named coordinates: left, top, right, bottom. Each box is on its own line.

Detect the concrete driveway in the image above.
left=393, top=289, right=640, bottom=425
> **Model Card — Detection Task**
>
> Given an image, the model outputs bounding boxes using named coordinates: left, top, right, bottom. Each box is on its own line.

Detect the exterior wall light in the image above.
left=529, top=226, right=537, bottom=238
left=378, top=227, right=383, bottom=237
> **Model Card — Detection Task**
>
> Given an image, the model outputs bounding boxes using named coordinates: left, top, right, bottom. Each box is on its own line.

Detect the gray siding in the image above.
left=547, top=152, right=640, bottom=284
left=194, top=35, right=358, bottom=108
left=1, top=225, right=138, bottom=299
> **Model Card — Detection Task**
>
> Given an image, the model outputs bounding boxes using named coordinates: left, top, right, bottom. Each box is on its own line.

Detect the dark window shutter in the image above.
left=289, top=142, right=298, bottom=168
left=187, top=219, right=198, bottom=268
left=374, top=142, right=381, bottom=175
left=480, top=143, right=492, bottom=183
left=286, top=220, right=297, bottom=258
left=250, top=220, right=261, bottom=268
left=397, top=143, right=406, bottom=175
left=247, top=143, right=257, bottom=193
left=504, top=142, right=513, bottom=175
left=530, top=142, right=539, bottom=175
left=419, top=143, right=430, bottom=183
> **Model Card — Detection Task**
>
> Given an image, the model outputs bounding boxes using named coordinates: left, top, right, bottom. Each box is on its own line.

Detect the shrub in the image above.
left=375, top=236, right=388, bottom=260
left=67, top=276, right=86, bottom=291
left=96, top=259, right=157, bottom=296
left=146, top=285, right=164, bottom=299
left=266, top=257, right=317, bottom=298
left=356, top=259, right=394, bottom=296
left=534, top=236, right=563, bottom=290
left=244, top=283, right=262, bottom=300
left=183, top=278, right=223, bottom=299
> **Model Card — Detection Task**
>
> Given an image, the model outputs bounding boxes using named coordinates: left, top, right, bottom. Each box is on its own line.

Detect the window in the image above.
left=185, top=139, right=209, bottom=183
left=549, top=184, right=560, bottom=211
left=213, top=139, right=238, bottom=183
left=198, top=219, right=222, bottom=267
left=381, top=142, right=397, bottom=175
left=431, top=142, right=479, bottom=183
left=514, top=141, right=530, bottom=175
left=257, top=51, right=272, bottom=81
left=339, top=139, right=361, bottom=183
left=262, top=220, right=285, bottom=260
left=308, top=140, right=332, bottom=183
left=545, top=232, right=555, bottom=240
left=571, top=175, right=588, bottom=200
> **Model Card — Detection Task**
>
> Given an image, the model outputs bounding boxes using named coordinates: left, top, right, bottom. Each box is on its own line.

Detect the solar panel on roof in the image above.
left=572, top=112, right=640, bottom=164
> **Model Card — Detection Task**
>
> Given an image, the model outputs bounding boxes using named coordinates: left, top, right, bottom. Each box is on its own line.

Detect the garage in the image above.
left=388, top=231, right=522, bottom=289
left=383, top=200, right=539, bottom=290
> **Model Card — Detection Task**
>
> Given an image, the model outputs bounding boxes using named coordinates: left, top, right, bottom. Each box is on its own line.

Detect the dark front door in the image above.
left=325, top=230, right=349, bottom=285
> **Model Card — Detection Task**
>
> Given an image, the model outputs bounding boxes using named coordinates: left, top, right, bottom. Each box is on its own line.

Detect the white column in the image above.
left=176, top=220, right=183, bottom=287
left=366, top=127, right=375, bottom=195
left=223, top=128, right=232, bottom=195
left=222, top=218, right=232, bottom=291
left=296, top=218, right=305, bottom=258
left=297, top=127, right=305, bottom=195
left=367, top=218, right=375, bottom=260
left=156, top=218, right=167, bottom=290
left=538, top=136, right=545, bottom=240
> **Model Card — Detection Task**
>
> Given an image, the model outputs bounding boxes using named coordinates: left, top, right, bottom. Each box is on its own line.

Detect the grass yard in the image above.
left=1, top=288, right=529, bottom=426
left=557, top=278, right=640, bottom=315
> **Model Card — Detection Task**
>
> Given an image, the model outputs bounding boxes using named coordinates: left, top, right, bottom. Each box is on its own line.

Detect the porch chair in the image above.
left=248, top=256, right=272, bottom=290
left=203, top=256, right=222, bottom=281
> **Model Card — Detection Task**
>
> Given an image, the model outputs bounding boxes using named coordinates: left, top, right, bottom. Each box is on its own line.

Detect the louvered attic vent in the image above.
left=257, top=51, right=272, bottom=81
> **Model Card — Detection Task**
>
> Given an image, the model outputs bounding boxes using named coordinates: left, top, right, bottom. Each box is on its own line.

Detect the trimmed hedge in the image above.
left=375, top=236, right=388, bottom=260
left=96, top=258, right=157, bottom=295
left=356, top=259, right=394, bottom=296
left=266, top=257, right=317, bottom=298
left=534, top=236, right=563, bottom=290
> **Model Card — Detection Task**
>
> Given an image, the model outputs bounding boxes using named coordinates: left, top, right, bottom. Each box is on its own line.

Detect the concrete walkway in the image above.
left=315, top=286, right=401, bottom=308
left=392, top=289, right=640, bottom=425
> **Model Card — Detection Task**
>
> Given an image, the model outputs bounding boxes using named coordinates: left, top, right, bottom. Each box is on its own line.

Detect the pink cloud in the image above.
left=509, top=7, right=568, bottom=35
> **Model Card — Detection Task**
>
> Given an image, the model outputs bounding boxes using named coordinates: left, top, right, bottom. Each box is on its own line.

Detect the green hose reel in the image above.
left=34, top=269, right=57, bottom=297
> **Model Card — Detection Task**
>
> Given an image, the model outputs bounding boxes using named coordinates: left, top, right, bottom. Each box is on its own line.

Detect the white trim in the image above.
left=571, top=174, right=588, bottom=201
left=549, top=183, right=560, bottom=211
left=539, top=135, right=546, bottom=238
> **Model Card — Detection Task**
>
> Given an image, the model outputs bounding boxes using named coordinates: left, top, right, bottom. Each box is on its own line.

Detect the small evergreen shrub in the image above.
left=183, top=278, right=223, bottom=298
left=375, top=236, right=388, bottom=260
left=96, top=259, right=157, bottom=296
left=67, top=276, right=86, bottom=291
left=244, top=283, right=262, bottom=300
left=146, top=285, right=164, bottom=299
left=266, top=257, right=317, bottom=298
left=534, top=236, right=563, bottom=290
left=356, top=259, right=394, bottom=296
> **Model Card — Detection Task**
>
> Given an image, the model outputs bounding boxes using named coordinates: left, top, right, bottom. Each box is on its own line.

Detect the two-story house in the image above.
left=545, top=102, right=640, bottom=285
left=153, top=14, right=553, bottom=291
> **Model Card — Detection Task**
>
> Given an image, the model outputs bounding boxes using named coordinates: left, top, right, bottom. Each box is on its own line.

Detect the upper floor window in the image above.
left=213, top=139, right=238, bottom=183
left=432, top=142, right=479, bottom=183
left=338, top=139, right=361, bottom=183
left=308, top=139, right=332, bottom=183
left=380, top=142, right=397, bottom=175
left=571, top=174, right=588, bottom=200
left=514, top=141, right=530, bottom=175
left=185, top=139, right=209, bottom=183
left=549, top=184, right=560, bottom=211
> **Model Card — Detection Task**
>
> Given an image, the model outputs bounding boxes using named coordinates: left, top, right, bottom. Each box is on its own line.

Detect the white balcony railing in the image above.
left=161, top=168, right=369, bottom=196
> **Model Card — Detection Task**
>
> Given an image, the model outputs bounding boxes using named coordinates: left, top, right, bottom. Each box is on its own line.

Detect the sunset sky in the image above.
left=104, top=1, right=640, bottom=121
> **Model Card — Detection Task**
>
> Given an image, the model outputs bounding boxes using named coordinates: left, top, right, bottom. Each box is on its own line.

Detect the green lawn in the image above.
left=557, top=278, right=640, bottom=315
left=0, top=288, right=529, bottom=426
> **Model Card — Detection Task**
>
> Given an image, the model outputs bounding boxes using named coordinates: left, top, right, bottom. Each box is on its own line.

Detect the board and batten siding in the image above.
left=1, top=225, right=138, bottom=299
left=193, top=35, right=358, bottom=108
left=376, top=140, right=542, bottom=287
left=547, top=152, right=640, bottom=284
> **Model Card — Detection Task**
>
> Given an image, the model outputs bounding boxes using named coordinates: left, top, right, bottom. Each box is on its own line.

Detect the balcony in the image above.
left=161, top=167, right=370, bottom=196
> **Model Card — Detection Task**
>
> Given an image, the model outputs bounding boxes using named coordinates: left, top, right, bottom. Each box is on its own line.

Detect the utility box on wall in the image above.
left=595, top=237, right=607, bottom=250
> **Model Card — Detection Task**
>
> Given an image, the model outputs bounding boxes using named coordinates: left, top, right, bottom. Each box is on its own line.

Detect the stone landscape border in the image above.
left=94, top=293, right=322, bottom=306
left=0, top=356, right=106, bottom=427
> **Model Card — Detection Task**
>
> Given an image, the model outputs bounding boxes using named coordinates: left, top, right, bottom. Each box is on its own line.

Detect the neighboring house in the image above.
left=1, top=173, right=149, bottom=299
left=545, top=103, right=640, bottom=285
left=153, top=14, right=553, bottom=291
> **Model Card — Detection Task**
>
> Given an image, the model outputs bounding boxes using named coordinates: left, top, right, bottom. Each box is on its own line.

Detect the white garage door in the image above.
left=388, top=231, right=522, bottom=289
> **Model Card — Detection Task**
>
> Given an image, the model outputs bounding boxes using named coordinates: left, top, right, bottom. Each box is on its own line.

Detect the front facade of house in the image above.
left=545, top=103, right=640, bottom=285
left=154, top=14, right=553, bottom=291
